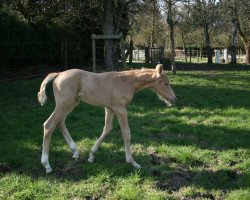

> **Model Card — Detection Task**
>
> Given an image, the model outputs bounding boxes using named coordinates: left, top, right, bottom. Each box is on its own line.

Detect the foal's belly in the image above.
left=77, top=91, right=110, bottom=108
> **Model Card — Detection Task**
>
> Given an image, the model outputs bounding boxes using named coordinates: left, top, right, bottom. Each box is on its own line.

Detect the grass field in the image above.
left=0, top=70, right=249, bottom=199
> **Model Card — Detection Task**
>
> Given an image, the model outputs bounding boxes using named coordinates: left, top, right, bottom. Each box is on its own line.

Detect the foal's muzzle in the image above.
left=170, top=96, right=177, bottom=104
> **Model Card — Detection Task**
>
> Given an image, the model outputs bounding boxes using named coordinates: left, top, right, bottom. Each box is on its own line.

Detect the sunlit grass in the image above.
left=0, top=70, right=249, bottom=199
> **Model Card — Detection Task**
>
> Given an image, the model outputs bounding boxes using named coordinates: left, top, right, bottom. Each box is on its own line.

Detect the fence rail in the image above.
left=0, top=41, right=93, bottom=81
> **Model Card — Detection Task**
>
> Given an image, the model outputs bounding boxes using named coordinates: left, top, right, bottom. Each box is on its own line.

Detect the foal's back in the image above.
left=53, top=69, right=134, bottom=108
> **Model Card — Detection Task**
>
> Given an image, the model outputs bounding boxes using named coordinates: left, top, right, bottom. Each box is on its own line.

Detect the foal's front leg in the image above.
left=88, top=108, right=114, bottom=162
left=115, top=108, right=141, bottom=169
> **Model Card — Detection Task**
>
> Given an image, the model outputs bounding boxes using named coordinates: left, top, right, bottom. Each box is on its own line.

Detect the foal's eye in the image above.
left=164, top=83, right=169, bottom=86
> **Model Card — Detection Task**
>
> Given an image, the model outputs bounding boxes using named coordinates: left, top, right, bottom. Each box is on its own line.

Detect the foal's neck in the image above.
left=129, top=70, right=157, bottom=92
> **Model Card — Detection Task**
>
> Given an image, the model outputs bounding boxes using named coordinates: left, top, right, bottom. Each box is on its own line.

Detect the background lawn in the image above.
left=0, top=70, right=249, bottom=199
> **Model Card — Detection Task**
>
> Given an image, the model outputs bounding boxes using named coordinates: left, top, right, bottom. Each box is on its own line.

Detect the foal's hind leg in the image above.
left=41, top=92, right=78, bottom=173
left=88, top=108, right=114, bottom=162
left=41, top=110, right=61, bottom=173
left=58, top=102, right=80, bottom=159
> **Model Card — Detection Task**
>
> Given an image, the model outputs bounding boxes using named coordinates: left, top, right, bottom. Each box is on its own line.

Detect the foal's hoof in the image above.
left=133, top=163, right=141, bottom=170
left=45, top=167, right=52, bottom=174
left=87, top=157, right=94, bottom=163
left=72, top=152, right=80, bottom=159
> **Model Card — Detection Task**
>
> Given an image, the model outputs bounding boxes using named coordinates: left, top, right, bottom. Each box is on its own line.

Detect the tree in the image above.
left=219, top=0, right=250, bottom=64
left=2, top=0, right=67, bottom=25
left=94, top=0, right=136, bottom=71
left=130, top=0, right=166, bottom=47
left=236, top=0, right=250, bottom=64
left=186, top=0, right=218, bottom=64
left=219, top=0, right=239, bottom=63
left=163, top=0, right=188, bottom=74
left=176, top=3, right=192, bottom=62
left=165, top=0, right=176, bottom=73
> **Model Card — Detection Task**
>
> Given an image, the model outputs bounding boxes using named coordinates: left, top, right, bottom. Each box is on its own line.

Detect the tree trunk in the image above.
left=200, top=43, right=203, bottom=60
left=204, top=25, right=212, bottom=64
left=170, top=26, right=176, bottom=74
left=125, top=38, right=134, bottom=64
left=245, top=41, right=250, bottom=64
left=231, top=19, right=237, bottom=64
left=235, top=18, right=250, bottom=64
left=180, top=32, right=187, bottom=62
left=103, top=0, right=117, bottom=71
left=151, top=0, right=156, bottom=48
left=129, top=39, right=133, bottom=64
left=167, top=0, right=176, bottom=74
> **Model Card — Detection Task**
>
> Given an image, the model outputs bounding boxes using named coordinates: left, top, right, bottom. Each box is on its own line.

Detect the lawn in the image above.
left=0, top=70, right=249, bottom=199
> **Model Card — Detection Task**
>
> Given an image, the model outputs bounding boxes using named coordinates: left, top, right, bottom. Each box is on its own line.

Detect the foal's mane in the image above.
left=116, top=68, right=156, bottom=77
left=112, top=68, right=159, bottom=84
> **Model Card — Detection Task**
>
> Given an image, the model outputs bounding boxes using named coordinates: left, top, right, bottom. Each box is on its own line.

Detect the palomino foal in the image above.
left=38, top=64, right=176, bottom=173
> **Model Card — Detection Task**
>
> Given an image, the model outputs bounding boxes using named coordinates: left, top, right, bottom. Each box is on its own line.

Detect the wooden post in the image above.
left=197, top=50, right=199, bottom=63
left=145, top=47, right=149, bottom=64
left=200, top=47, right=202, bottom=60
left=92, top=33, right=126, bottom=71
left=189, top=47, right=191, bottom=63
left=160, top=47, right=164, bottom=63
left=61, top=41, right=68, bottom=70
left=182, top=49, right=184, bottom=62
left=120, top=33, right=126, bottom=69
left=92, top=34, right=96, bottom=72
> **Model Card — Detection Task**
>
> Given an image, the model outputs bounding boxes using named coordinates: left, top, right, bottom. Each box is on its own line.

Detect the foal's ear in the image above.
left=155, top=64, right=163, bottom=76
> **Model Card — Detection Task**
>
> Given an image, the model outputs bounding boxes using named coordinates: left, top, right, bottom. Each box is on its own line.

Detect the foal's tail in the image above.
left=38, top=73, right=60, bottom=106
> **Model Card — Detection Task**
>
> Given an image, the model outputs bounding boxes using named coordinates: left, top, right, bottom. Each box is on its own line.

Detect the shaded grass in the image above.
left=0, top=70, right=249, bottom=199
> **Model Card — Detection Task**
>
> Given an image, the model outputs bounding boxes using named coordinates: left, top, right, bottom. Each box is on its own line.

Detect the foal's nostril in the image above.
left=171, top=97, right=177, bottom=103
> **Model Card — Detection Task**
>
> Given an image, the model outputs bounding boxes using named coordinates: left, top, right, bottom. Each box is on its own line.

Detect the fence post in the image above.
left=182, top=49, right=184, bottom=62
left=160, top=47, right=164, bottom=63
left=189, top=47, right=191, bottom=63
left=223, top=49, right=228, bottom=62
left=215, top=49, right=220, bottom=64
left=200, top=47, right=202, bottom=60
left=120, top=33, right=126, bottom=70
left=145, top=47, right=149, bottom=64
left=61, top=41, right=68, bottom=70
left=92, top=34, right=96, bottom=72
left=197, top=50, right=199, bottom=63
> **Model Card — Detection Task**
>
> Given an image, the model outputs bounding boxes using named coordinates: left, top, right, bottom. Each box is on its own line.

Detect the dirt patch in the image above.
left=184, top=192, right=215, bottom=200
left=149, top=152, right=162, bottom=165
left=149, top=150, right=177, bottom=166
left=151, top=169, right=162, bottom=176
left=0, top=163, right=11, bottom=173
left=57, top=157, right=85, bottom=176
left=156, top=171, right=192, bottom=191
left=227, top=170, right=238, bottom=180
left=58, top=165, right=79, bottom=175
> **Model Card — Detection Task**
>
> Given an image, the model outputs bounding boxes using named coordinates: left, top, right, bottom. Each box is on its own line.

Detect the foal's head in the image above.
left=151, top=64, right=177, bottom=105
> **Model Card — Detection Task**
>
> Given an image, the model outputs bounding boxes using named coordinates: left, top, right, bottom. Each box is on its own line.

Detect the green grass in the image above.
left=0, top=70, right=250, bottom=199
left=175, top=57, right=209, bottom=63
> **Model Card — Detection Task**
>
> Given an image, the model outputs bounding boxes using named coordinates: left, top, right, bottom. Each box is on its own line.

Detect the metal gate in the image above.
left=145, top=47, right=164, bottom=64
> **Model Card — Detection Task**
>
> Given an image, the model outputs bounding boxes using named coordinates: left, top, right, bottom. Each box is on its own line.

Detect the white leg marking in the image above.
left=41, top=153, right=52, bottom=173
left=132, top=161, right=141, bottom=169
left=88, top=150, right=95, bottom=163
left=70, top=141, right=79, bottom=159
left=87, top=143, right=100, bottom=162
